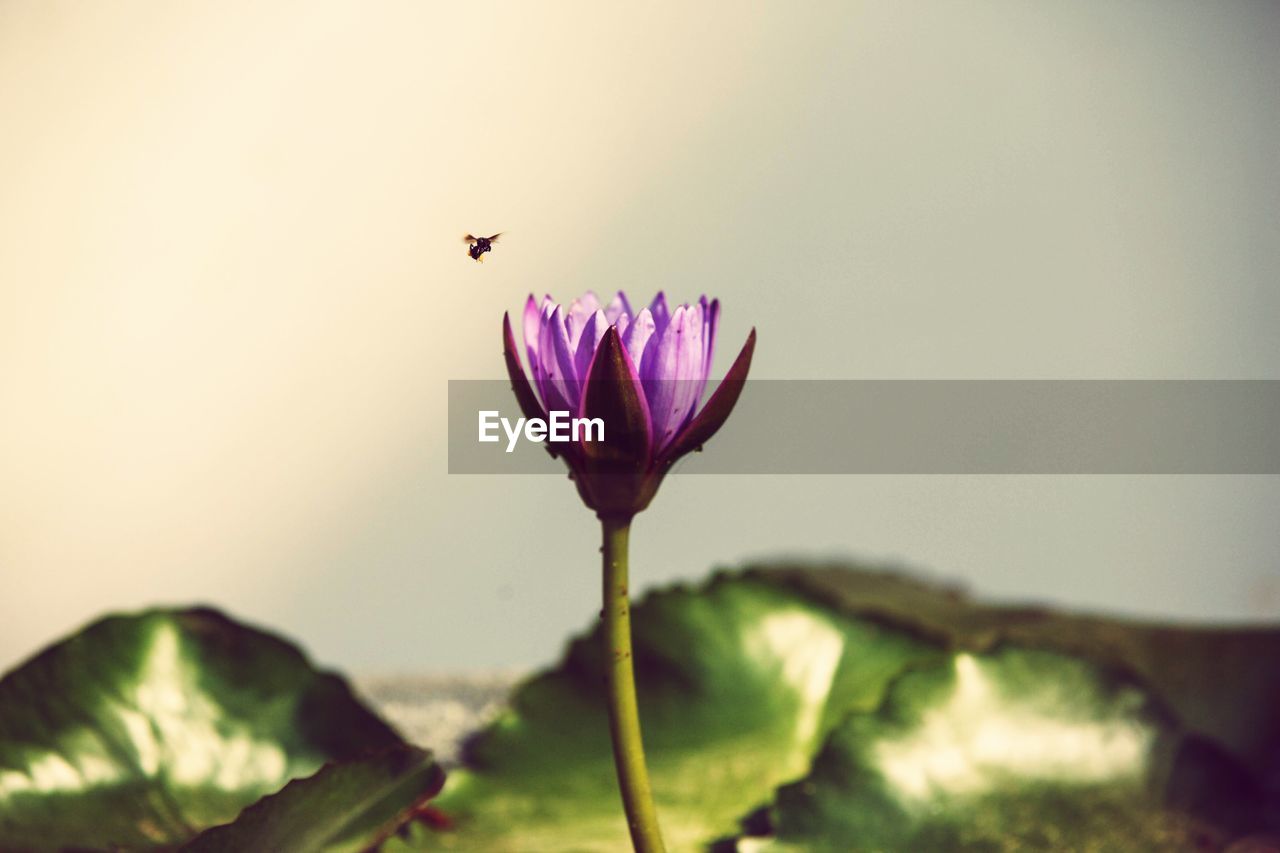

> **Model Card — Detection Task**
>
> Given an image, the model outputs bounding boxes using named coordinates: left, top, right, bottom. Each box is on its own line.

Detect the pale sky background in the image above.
left=1, top=1, right=1278, bottom=675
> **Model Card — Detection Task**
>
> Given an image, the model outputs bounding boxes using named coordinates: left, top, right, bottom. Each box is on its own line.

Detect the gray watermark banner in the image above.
left=448, top=380, right=1280, bottom=474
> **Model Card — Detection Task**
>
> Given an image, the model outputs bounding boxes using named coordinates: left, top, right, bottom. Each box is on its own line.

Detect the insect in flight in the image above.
left=464, top=233, right=502, bottom=262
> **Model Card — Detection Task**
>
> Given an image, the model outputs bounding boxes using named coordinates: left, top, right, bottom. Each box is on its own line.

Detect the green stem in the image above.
left=601, top=516, right=666, bottom=853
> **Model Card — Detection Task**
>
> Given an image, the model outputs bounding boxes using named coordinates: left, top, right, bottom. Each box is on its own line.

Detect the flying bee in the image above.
left=464, top=233, right=502, bottom=262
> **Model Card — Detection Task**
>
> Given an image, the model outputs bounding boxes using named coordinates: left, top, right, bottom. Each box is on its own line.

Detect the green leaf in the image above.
left=7, top=568, right=1273, bottom=851
left=183, top=746, right=444, bottom=853
left=769, top=648, right=1214, bottom=850
left=0, top=607, right=420, bottom=850
left=410, top=565, right=1279, bottom=851
left=415, top=573, right=942, bottom=851
left=751, top=565, right=1280, bottom=784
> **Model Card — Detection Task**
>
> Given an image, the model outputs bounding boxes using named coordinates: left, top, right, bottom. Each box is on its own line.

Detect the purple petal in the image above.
left=566, top=292, right=601, bottom=350
left=701, top=296, right=720, bottom=379
left=668, top=303, right=706, bottom=440
left=573, top=309, right=609, bottom=382
left=642, top=304, right=706, bottom=449
left=522, top=294, right=543, bottom=384
left=537, top=304, right=579, bottom=414
left=663, top=328, right=756, bottom=463
left=621, top=308, right=657, bottom=375
left=648, top=291, right=670, bottom=337
left=604, top=292, right=632, bottom=325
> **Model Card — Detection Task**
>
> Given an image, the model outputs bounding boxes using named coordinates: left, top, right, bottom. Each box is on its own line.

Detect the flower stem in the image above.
left=601, top=516, right=666, bottom=853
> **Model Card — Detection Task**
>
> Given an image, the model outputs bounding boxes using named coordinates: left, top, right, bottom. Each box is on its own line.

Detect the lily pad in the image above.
left=414, top=573, right=943, bottom=850
left=752, top=565, right=1280, bottom=783
left=3, top=567, right=1275, bottom=851
left=183, top=745, right=444, bottom=853
left=769, top=648, right=1214, bottom=850
left=411, top=565, right=1279, bottom=851
left=0, top=607, right=425, bottom=851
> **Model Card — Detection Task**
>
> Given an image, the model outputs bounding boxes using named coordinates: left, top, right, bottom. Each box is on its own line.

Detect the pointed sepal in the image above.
left=577, top=326, right=652, bottom=469
left=503, top=312, right=559, bottom=460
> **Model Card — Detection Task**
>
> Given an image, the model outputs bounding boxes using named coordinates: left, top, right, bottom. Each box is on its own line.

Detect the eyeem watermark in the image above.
left=453, top=380, right=1280, bottom=473
left=478, top=410, right=604, bottom=453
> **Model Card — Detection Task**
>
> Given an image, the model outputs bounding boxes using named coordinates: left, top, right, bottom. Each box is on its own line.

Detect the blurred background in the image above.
left=1, top=0, right=1278, bottom=676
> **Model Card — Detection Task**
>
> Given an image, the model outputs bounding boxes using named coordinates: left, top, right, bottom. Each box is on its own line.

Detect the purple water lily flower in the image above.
left=503, top=290, right=756, bottom=518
